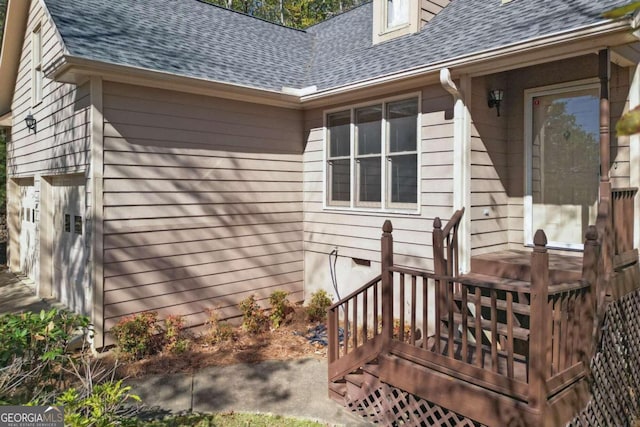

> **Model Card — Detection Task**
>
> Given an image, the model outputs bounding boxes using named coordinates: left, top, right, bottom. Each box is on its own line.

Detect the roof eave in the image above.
left=300, top=19, right=635, bottom=107
left=49, top=56, right=304, bottom=109
left=0, top=0, right=31, bottom=117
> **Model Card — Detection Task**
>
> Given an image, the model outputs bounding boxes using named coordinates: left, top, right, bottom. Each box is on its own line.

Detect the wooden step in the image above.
left=459, top=272, right=531, bottom=293
left=441, top=312, right=529, bottom=341
left=471, top=251, right=582, bottom=283
left=328, top=380, right=347, bottom=404
left=451, top=287, right=531, bottom=316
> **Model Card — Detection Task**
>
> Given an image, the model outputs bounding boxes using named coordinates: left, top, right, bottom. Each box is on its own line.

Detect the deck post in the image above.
left=582, top=226, right=599, bottom=363
left=432, top=218, right=445, bottom=353
left=381, top=220, right=394, bottom=344
left=529, top=230, right=550, bottom=423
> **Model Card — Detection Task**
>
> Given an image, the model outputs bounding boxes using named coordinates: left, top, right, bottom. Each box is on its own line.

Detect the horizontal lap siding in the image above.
left=303, top=85, right=453, bottom=293
left=7, top=0, right=90, bottom=294
left=610, top=65, right=631, bottom=188
left=470, top=74, right=509, bottom=255
left=101, top=82, right=304, bottom=330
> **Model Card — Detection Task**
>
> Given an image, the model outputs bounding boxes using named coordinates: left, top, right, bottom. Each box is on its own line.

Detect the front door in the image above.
left=525, top=82, right=600, bottom=249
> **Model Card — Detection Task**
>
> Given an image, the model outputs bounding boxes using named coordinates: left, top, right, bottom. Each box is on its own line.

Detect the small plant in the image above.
left=239, top=295, right=268, bottom=334
left=204, top=309, right=236, bottom=344
left=109, top=312, right=161, bottom=360
left=306, top=290, right=332, bottom=323
left=163, top=315, right=189, bottom=354
left=269, top=290, right=292, bottom=329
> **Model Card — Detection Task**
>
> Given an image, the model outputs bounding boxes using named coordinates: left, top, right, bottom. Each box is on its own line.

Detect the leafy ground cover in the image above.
left=131, top=412, right=323, bottom=426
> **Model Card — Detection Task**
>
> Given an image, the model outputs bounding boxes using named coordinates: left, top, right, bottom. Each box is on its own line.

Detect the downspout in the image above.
left=440, top=68, right=471, bottom=273
left=631, top=22, right=640, bottom=249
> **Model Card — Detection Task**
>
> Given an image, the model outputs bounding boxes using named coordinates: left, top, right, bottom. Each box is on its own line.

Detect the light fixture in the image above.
left=487, top=89, right=504, bottom=117
left=24, top=114, right=37, bottom=133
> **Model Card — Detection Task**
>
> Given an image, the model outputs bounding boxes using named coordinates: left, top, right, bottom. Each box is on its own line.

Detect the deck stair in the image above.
left=327, top=202, right=640, bottom=426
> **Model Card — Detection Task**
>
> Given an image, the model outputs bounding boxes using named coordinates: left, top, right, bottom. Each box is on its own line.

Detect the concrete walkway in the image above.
left=128, top=358, right=370, bottom=426
left=0, top=268, right=369, bottom=426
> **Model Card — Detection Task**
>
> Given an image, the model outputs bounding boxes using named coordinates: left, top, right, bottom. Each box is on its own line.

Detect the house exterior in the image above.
left=0, top=0, right=638, bottom=357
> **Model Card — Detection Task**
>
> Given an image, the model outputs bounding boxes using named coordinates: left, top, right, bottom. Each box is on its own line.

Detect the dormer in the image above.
left=372, top=0, right=450, bottom=44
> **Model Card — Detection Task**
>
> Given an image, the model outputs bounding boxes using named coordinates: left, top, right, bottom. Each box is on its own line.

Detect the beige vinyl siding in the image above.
left=7, top=0, right=90, bottom=296
left=610, top=65, right=631, bottom=188
left=420, top=0, right=450, bottom=28
left=469, top=74, right=509, bottom=255
left=101, top=82, right=304, bottom=331
left=303, top=84, right=453, bottom=295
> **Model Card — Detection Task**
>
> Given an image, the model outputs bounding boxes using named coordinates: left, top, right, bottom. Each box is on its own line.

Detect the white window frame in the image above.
left=32, top=24, right=43, bottom=106
left=523, top=78, right=600, bottom=250
left=323, top=93, right=421, bottom=215
left=384, top=0, right=410, bottom=31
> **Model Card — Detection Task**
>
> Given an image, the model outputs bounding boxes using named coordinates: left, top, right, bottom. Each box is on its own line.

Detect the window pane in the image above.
left=74, top=216, right=83, bottom=235
left=330, top=159, right=350, bottom=202
left=387, top=0, right=409, bottom=27
left=356, top=106, right=382, bottom=155
left=64, top=214, right=71, bottom=232
left=328, top=111, right=351, bottom=158
left=390, top=154, right=417, bottom=204
left=358, top=157, right=382, bottom=203
left=388, top=98, right=418, bottom=153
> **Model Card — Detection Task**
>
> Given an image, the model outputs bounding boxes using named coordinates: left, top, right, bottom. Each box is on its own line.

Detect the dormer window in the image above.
left=386, top=0, right=409, bottom=29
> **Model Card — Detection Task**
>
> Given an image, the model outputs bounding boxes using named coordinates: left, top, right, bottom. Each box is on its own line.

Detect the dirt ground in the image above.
left=108, top=307, right=328, bottom=378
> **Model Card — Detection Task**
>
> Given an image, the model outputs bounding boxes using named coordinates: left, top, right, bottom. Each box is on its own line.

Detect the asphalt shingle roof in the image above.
left=43, top=0, right=632, bottom=93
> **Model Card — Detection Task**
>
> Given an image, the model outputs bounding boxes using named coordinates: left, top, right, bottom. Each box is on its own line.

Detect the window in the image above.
left=74, top=216, right=83, bottom=235
left=386, top=0, right=409, bottom=29
left=326, top=96, right=419, bottom=211
left=32, top=26, right=43, bottom=105
left=64, top=214, right=71, bottom=232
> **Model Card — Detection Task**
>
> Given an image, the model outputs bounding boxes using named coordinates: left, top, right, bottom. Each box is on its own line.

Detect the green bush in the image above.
left=109, top=312, right=161, bottom=360
left=239, top=295, right=268, bottom=334
left=56, top=380, right=140, bottom=427
left=0, top=308, right=90, bottom=402
left=306, top=290, right=332, bottom=323
left=268, top=290, right=292, bottom=329
left=204, top=309, right=236, bottom=344
left=163, top=315, right=189, bottom=354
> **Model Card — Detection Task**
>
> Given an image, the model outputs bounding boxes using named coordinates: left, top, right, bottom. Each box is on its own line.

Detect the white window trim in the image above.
left=322, top=92, right=422, bottom=215
left=523, top=78, right=600, bottom=251
left=32, top=24, right=43, bottom=106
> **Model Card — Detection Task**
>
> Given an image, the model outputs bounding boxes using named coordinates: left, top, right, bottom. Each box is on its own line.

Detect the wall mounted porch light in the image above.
left=25, top=114, right=37, bottom=133
left=487, top=89, right=504, bottom=117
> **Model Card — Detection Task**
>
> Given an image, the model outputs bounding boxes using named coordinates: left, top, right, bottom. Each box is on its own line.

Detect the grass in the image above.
left=131, top=412, right=325, bottom=426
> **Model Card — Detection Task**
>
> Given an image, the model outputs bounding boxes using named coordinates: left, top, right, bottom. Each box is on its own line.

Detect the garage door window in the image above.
left=74, top=216, right=82, bottom=235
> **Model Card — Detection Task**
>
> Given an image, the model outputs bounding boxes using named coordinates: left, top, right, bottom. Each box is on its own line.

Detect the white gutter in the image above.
left=440, top=68, right=471, bottom=274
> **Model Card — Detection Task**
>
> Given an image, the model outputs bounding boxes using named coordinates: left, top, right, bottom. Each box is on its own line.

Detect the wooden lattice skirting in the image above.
left=569, top=289, right=640, bottom=427
left=345, top=375, right=485, bottom=426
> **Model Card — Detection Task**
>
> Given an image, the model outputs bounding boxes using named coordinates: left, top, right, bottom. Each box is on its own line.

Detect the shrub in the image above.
left=204, top=309, right=236, bottom=344
left=56, top=380, right=140, bottom=427
left=0, top=308, right=90, bottom=403
left=239, top=295, right=268, bottom=334
left=109, top=312, right=161, bottom=360
left=306, top=290, right=332, bottom=323
left=269, top=290, right=292, bottom=329
left=163, top=315, right=189, bottom=354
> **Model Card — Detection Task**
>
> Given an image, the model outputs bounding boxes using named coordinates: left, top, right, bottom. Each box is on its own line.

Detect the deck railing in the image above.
left=327, top=210, right=599, bottom=410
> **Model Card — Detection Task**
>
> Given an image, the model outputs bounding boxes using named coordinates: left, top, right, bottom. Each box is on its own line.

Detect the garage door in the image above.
left=19, top=180, right=37, bottom=282
left=52, top=175, right=90, bottom=315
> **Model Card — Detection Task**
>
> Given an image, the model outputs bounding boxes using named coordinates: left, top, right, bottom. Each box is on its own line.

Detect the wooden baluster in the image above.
left=411, top=275, right=417, bottom=346
left=352, top=294, right=358, bottom=350
left=344, top=300, right=349, bottom=356
left=448, top=279, right=455, bottom=358
left=328, top=308, right=338, bottom=365
left=461, top=285, right=468, bottom=363
left=363, top=287, right=368, bottom=344
left=506, top=292, right=514, bottom=379
left=381, top=221, right=394, bottom=345
left=374, top=281, right=379, bottom=336
left=423, top=277, right=429, bottom=350
left=490, top=289, right=498, bottom=373
left=475, top=287, right=482, bottom=367
left=400, top=273, right=405, bottom=342
left=529, top=230, right=550, bottom=421
left=552, top=295, right=560, bottom=375
left=433, top=217, right=444, bottom=354
left=560, top=294, right=569, bottom=371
